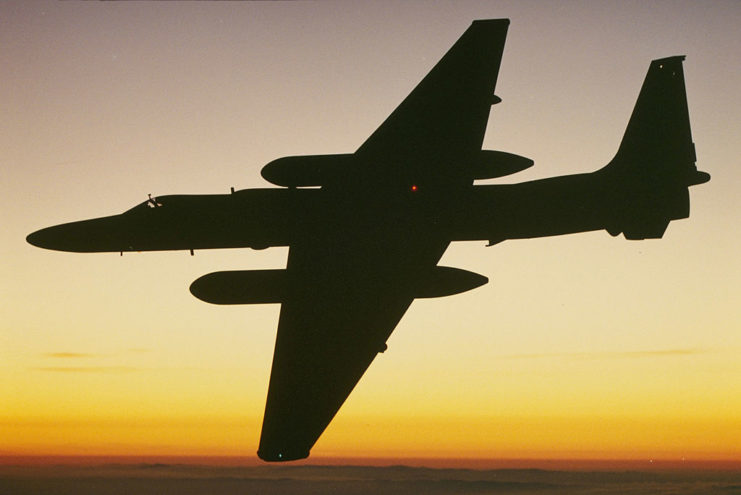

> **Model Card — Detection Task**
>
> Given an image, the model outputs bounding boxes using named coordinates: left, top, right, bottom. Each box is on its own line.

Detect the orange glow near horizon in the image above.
left=3, top=411, right=740, bottom=462
left=2, top=455, right=739, bottom=472
left=3, top=1, right=740, bottom=468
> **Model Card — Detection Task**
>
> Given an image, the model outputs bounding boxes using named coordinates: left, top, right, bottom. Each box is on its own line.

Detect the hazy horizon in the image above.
left=3, top=454, right=741, bottom=470
left=2, top=461, right=740, bottom=495
left=2, top=0, right=740, bottom=465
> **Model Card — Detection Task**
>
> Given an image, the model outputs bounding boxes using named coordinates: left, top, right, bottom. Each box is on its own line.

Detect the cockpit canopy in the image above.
left=124, top=194, right=163, bottom=214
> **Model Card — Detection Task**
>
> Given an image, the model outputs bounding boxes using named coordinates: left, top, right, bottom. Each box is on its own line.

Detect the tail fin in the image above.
left=604, top=56, right=710, bottom=240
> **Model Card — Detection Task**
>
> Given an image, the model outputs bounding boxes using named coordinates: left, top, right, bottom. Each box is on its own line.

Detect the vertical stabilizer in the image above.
left=612, top=56, right=700, bottom=178
left=604, top=56, right=709, bottom=239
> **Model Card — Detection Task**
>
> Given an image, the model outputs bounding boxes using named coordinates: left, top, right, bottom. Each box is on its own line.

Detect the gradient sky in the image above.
left=2, top=1, right=739, bottom=462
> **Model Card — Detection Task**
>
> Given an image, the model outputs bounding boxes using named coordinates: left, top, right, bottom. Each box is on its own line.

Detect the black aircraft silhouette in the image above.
left=27, top=19, right=709, bottom=461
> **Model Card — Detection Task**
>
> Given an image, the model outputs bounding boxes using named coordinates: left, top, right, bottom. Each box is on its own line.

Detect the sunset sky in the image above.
left=1, top=1, right=739, bottom=464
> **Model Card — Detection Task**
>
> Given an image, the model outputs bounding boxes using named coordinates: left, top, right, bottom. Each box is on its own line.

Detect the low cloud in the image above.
left=43, top=352, right=98, bottom=359
left=32, top=366, right=138, bottom=373
left=503, top=348, right=705, bottom=360
left=38, top=350, right=150, bottom=373
left=43, top=348, right=151, bottom=359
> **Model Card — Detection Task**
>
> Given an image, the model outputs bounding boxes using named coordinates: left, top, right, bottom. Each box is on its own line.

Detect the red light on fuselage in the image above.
left=411, top=184, right=418, bottom=192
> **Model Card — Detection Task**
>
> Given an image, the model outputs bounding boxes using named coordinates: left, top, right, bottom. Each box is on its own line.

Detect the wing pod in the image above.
left=191, top=266, right=487, bottom=305
left=415, top=266, right=488, bottom=298
left=190, top=270, right=286, bottom=304
left=261, top=149, right=531, bottom=187
left=472, top=150, right=533, bottom=180
left=261, top=154, right=355, bottom=187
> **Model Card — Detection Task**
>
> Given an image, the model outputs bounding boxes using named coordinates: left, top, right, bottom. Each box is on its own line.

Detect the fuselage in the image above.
left=26, top=153, right=701, bottom=255
left=26, top=167, right=640, bottom=255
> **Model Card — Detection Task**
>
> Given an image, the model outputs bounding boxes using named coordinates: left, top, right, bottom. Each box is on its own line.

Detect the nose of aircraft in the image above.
left=26, top=224, right=81, bottom=251
left=27, top=223, right=90, bottom=252
left=26, top=228, right=53, bottom=249
left=26, top=217, right=126, bottom=252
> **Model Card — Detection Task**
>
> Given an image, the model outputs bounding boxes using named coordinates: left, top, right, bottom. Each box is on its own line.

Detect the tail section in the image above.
left=604, top=56, right=709, bottom=240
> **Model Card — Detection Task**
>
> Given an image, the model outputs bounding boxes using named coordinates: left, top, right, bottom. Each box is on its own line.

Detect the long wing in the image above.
left=355, top=19, right=509, bottom=189
left=258, top=20, right=510, bottom=461
left=258, top=233, right=449, bottom=461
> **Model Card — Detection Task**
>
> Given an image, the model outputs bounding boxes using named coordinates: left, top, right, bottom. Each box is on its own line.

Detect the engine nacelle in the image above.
left=190, top=269, right=286, bottom=304
left=261, top=154, right=355, bottom=188
left=190, top=266, right=487, bottom=305
left=472, top=150, right=533, bottom=180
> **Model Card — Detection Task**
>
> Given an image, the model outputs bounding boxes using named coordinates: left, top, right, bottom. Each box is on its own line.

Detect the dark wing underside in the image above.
left=258, top=234, right=449, bottom=461
left=258, top=19, right=509, bottom=461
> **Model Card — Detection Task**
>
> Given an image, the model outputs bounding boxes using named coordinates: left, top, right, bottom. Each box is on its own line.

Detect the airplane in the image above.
left=26, top=19, right=709, bottom=462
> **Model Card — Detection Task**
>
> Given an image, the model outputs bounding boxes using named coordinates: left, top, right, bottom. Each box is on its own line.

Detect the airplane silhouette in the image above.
left=27, top=19, right=709, bottom=461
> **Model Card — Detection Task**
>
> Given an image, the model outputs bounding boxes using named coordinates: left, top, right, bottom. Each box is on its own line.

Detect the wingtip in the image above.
left=651, top=55, right=686, bottom=66
left=257, top=448, right=310, bottom=462
left=472, top=18, right=510, bottom=26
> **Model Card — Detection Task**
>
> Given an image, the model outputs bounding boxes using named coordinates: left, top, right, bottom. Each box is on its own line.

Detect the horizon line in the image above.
left=2, top=455, right=739, bottom=471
